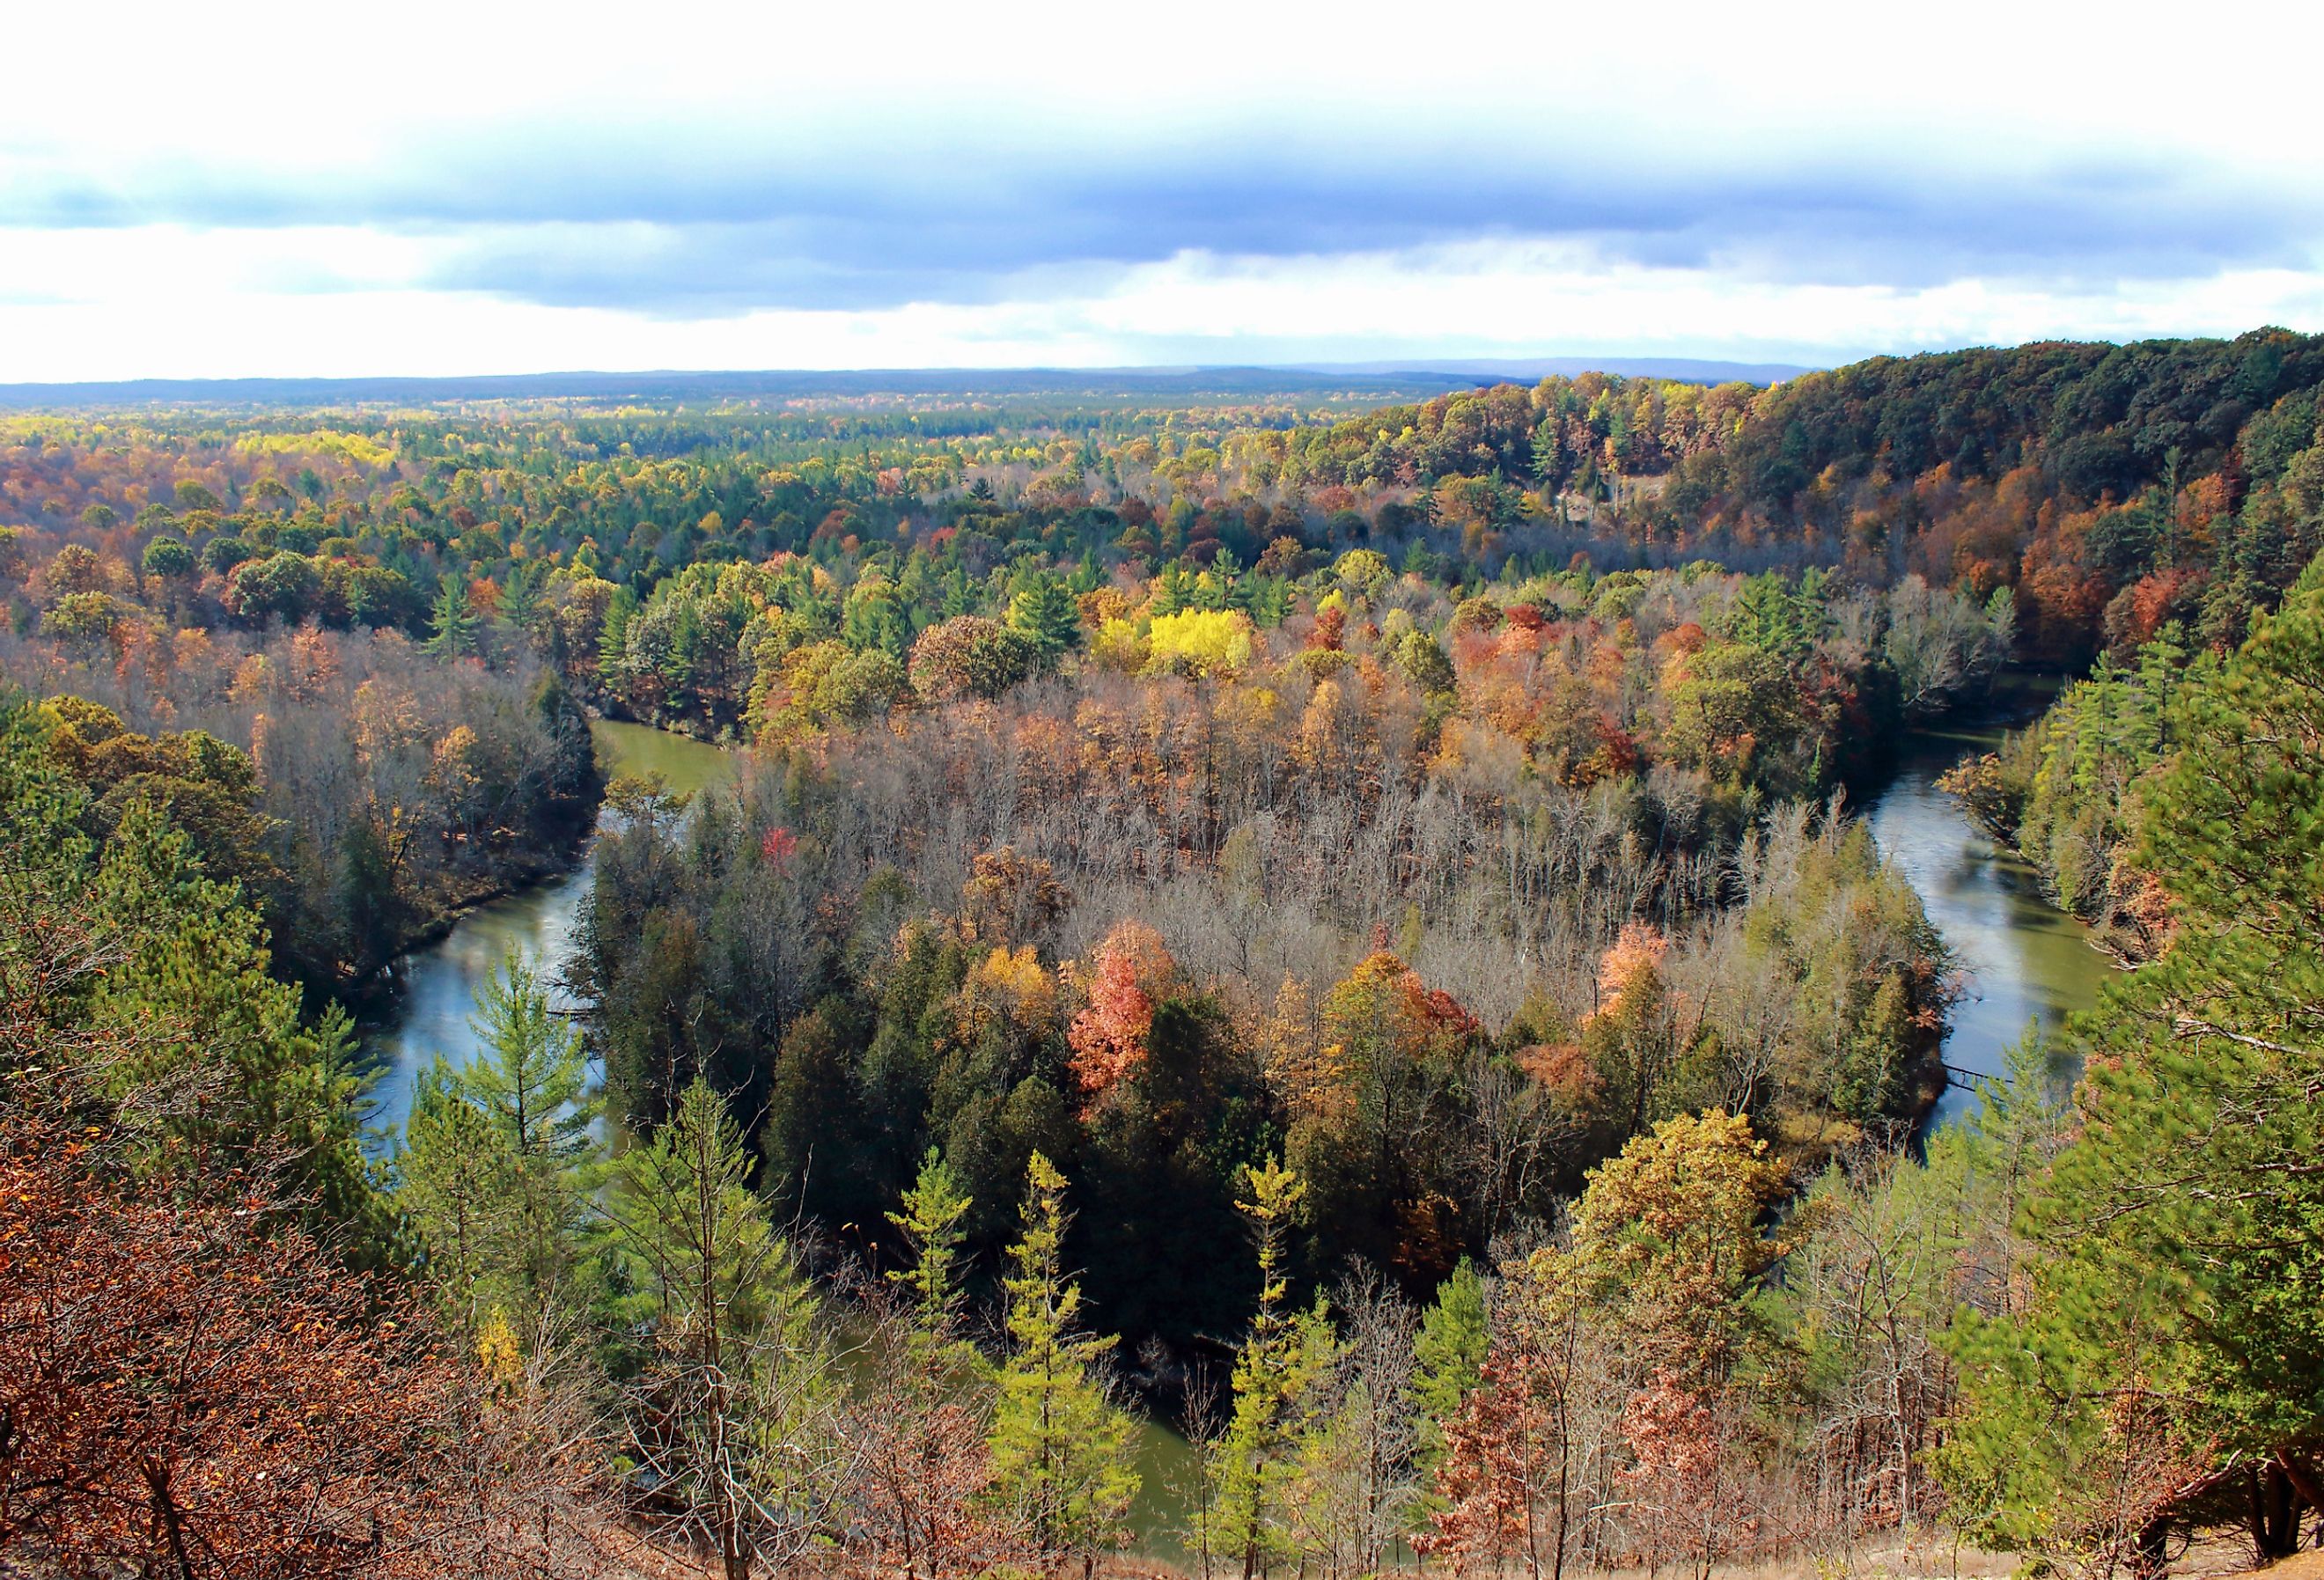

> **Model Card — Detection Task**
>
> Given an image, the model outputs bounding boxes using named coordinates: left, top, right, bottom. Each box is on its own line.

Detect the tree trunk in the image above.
left=140, top=1456, right=195, bottom=1580
left=2278, top=1452, right=2324, bottom=1547
left=2131, top=1516, right=2169, bottom=1580
left=2252, top=1463, right=2304, bottom=1562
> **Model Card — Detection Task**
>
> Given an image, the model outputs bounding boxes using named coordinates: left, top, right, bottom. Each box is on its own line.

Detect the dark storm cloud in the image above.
left=9, top=125, right=2318, bottom=313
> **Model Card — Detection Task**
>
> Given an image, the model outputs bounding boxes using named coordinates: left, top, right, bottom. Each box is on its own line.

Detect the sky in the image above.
left=5, top=0, right=2324, bottom=382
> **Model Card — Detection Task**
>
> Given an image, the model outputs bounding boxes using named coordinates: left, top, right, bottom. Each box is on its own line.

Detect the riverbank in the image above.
left=353, top=720, right=737, bottom=1141
left=1865, top=679, right=2114, bottom=1123
left=351, top=700, right=2119, bottom=1554
left=336, top=831, right=592, bottom=1005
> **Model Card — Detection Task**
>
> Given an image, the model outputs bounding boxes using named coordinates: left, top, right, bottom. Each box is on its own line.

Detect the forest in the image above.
left=4, top=329, right=2323, bottom=1580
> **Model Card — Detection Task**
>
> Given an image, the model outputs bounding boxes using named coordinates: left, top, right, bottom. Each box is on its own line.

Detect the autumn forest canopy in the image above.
left=5, top=328, right=2324, bottom=1579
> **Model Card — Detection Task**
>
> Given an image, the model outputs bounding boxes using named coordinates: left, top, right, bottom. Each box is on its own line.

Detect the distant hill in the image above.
left=0, top=357, right=1811, bottom=412
left=1295, top=356, right=1817, bottom=385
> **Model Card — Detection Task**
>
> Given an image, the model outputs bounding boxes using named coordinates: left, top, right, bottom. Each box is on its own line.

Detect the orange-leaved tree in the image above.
left=1065, top=919, right=1176, bottom=1101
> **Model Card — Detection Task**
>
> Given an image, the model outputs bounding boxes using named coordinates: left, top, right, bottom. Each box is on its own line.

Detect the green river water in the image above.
left=1861, top=682, right=2114, bottom=1121
left=358, top=705, right=2112, bottom=1555
left=355, top=722, right=737, bottom=1141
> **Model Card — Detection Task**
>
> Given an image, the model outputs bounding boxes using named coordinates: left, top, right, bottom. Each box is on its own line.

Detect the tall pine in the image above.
left=1941, top=552, right=2324, bottom=1567
left=1213, top=1157, right=1333, bottom=1580
left=985, top=1151, right=1140, bottom=1573
left=604, top=1077, right=841, bottom=1580
left=397, top=949, right=599, bottom=1326
left=424, top=577, right=480, bottom=658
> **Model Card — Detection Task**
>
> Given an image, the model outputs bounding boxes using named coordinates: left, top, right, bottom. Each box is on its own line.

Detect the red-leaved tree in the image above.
left=1066, top=919, right=1175, bottom=1099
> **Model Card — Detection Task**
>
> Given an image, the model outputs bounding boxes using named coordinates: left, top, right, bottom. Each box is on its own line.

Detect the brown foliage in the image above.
left=959, top=846, right=1070, bottom=947
left=0, top=1120, right=611, bottom=1578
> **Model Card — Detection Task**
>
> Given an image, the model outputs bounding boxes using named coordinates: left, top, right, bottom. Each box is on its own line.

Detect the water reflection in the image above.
left=588, top=719, right=743, bottom=800
left=355, top=721, right=735, bottom=1145
left=1864, top=711, right=2113, bottom=1125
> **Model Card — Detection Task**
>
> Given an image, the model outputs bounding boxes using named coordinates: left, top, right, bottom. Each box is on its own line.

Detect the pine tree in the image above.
left=424, top=577, right=480, bottom=658
left=396, top=950, right=599, bottom=1325
left=604, top=1077, right=842, bottom=1580
left=498, top=558, right=545, bottom=633
left=398, top=1056, right=522, bottom=1324
left=1007, top=571, right=1082, bottom=668
left=335, top=812, right=406, bottom=979
left=1213, top=1157, right=1333, bottom=1580
left=1938, top=553, right=2324, bottom=1567
left=986, top=1151, right=1140, bottom=1573
left=2, top=702, right=379, bottom=1238
left=1423, top=1249, right=1593, bottom=1580
left=598, top=584, right=639, bottom=689
left=1412, top=1258, right=1489, bottom=1486
left=886, top=1147, right=976, bottom=1366
left=1530, top=418, right=1565, bottom=489
left=467, top=947, right=597, bottom=1165
left=863, top=1149, right=1000, bottom=1580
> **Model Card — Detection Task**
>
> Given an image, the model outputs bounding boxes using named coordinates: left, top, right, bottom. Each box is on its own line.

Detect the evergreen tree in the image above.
left=1530, top=418, right=1566, bottom=489
left=1412, top=1257, right=1490, bottom=1486
left=887, top=1146, right=974, bottom=1349
left=334, top=812, right=406, bottom=978
left=498, top=558, right=546, bottom=633
left=530, top=671, right=603, bottom=819
left=424, top=577, right=480, bottom=658
left=1424, top=1247, right=1594, bottom=1580
left=604, top=1077, right=842, bottom=1580
left=1006, top=571, right=1082, bottom=667
left=2, top=702, right=381, bottom=1242
left=598, top=584, right=640, bottom=689
left=397, top=1056, right=523, bottom=1323
left=467, top=947, right=597, bottom=1165
left=396, top=950, right=599, bottom=1326
left=864, top=1149, right=999, bottom=1579
left=986, top=1151, right=1140, bottom=1572
left=1728, top=571, right=1823, bottom=658
left=1939, top=553, right=2324, bottom=1567
left=1213, top=1157, right=1334, bottom=1580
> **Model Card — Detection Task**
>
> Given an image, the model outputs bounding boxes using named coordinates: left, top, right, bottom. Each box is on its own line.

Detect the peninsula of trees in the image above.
left=3, top=328, right=2322, bottom=1578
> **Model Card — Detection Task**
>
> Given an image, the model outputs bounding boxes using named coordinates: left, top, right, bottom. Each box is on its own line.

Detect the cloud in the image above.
left=3, top=0, right=2321, bottom=374
left=11, top=127, right=2317, bottom=319
left=9, top=236, right=2324, bottom=385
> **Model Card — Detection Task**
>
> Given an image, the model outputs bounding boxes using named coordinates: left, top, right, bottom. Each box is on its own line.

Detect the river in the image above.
left=354, top=720, right=739, bottom=1142
left=1862, top=677, right=2114, bottom=1124
left=352, top=717, right=1208, bottom=1554
left=357, top=700, right=2113, bottom=1557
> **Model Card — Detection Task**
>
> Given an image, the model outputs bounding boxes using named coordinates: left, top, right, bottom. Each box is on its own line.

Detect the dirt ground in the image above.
left=2193, top=1544, right=2324, bottom=1580
left=590, top=1526, right=2321, bottom=1580
left=1091, top=1530, right=2324, bottom=1580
